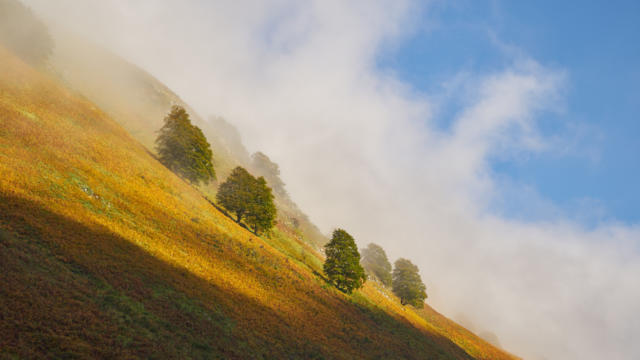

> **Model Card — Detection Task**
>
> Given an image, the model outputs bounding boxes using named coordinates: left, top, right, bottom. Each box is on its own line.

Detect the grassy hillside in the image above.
left=50, top=30, right=328, bottom=250
left=0, top=45, right=517, bottom=359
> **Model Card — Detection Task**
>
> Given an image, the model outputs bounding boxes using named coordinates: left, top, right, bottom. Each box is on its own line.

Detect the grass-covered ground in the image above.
left=0, top=45, right=517, bottom=359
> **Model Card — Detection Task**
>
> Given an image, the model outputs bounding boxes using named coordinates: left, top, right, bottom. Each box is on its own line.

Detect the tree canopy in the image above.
left=156, top=105, right=215, bottom=185
left=360, top=243, right=392, bottom=287
left=244, top=176, right=277, bottom=235
left=323, top=229, right=366, bottom=294
left=216, top=166, right=276, bottom=235
left=392, top=258, right=427, bottom=308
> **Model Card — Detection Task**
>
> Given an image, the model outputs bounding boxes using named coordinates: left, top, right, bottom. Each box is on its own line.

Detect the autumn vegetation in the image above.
left=0, top=5, right=520, bottom=358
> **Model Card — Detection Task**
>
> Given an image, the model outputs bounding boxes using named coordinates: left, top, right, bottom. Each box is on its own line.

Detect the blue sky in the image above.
left=379, top=0, right=640, bottom=225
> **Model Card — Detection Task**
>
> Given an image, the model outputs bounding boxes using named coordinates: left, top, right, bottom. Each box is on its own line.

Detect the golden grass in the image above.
left=0, top=46, right=518, bottom=359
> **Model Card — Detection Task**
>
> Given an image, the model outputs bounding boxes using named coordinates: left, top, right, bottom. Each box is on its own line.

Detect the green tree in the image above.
left=216, top=167, right=254, bottom=223
left=392, top=258, right=427, bottom=308
left=361, top=243, right=392, bottom=287
left=245, top=176, right=276, bottom=235
left=216, top=166, right=276, bottom=235
left=323, top=229, right=366, bottom=294
left=156, top=106, right=215, bottom=185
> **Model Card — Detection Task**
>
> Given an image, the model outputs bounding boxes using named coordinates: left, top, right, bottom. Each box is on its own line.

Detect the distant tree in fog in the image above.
left=0, top=0, right=54, bottom=66
left=251, top=152, right=288, bottom=198
left=361, top=243, right=392, bottom=287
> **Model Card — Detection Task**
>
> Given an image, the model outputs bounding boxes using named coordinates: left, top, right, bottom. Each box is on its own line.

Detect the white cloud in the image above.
left=25, top=1, right=640, bottom=359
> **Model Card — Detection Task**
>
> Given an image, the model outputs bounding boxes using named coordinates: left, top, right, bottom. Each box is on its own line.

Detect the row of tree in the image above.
left=156, top=106, right=426, bottom=308
left=323, top=229, right=428, bottom=308
left=156, top=106, right=276, bottom=235
left=12, top=0, right=429, bottom=310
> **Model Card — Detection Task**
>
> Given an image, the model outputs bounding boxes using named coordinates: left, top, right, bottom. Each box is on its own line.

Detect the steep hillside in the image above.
left=50, top=30, right=328, bottom=250
left=0, top=43, right=518, bottom=359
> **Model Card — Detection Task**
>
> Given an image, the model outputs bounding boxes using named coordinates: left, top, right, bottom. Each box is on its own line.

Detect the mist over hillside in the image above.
left=46, top=26, right=328, bottom=251
left=5, top=1, right=640, bottom=359
left=0, top=5, right=518, bottom=357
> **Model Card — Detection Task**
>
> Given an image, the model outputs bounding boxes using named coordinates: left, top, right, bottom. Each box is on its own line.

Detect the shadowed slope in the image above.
left=0, top=45, right=517, bottom=359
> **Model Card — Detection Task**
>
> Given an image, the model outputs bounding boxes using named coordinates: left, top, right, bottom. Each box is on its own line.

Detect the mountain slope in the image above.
left=0, top=44, right=517, bottom=359
left=50, top=29, right=328, bottom=250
